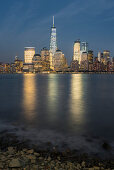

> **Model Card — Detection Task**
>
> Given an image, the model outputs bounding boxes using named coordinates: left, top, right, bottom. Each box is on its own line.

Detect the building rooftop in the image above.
left=24, top=47, right=35, bottom=49
left=34, top=54, right=41, bottom=57
left=74, top=39, right=80, bottom=43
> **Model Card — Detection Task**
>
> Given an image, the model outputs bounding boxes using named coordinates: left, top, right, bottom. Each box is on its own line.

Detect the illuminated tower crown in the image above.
left=50, top=16, right=57, bottom=55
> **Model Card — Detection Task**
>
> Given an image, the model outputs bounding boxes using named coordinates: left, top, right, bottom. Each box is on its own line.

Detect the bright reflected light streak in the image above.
left=70, top=74, right=85, bottom=123
left=47, top=74, right=59, bottom=120
left=23, top=74, right=37, bottom=121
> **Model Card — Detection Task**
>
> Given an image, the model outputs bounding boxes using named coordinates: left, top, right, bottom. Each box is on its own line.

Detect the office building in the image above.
left=81, top=42, right=88, bottom=53
left=52, top=49, right=67, bottom=71
left=50, top=16, right=57, bottom=56
left=103, top=50, right=110, bottom=64
left=88, top=50, right=93, bottom=64
left=73, top=40, right=81, bottom=63
left=41, top=47, right=50, bottom=61
left=24, top=47, right=35, bottom=64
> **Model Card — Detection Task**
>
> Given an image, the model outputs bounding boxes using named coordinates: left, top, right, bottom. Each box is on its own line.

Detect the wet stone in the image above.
left=9, top=158, right=23, bottom=168
left=27, top=149, right=34, bottom=154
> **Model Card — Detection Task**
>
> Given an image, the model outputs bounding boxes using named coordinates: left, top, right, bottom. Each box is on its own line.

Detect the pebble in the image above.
left=9, top=158, right=22, bottom=168
left=0, top=147, right=113, bottom=169
left=27, top=149, right=34, bottom=154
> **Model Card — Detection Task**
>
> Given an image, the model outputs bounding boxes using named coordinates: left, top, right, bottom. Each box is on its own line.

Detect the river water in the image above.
left=0, top=74, right=114, bottom=157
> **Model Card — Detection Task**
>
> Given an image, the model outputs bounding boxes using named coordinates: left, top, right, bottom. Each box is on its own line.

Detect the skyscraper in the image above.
left=24, top=47, right=35, bottom=64
left=41, top=47, right=50, bottom=61
left=103, top=50, right=110, bottom=64
left=73, top=40, right=81, bottom=63
left=50, top=16, right=57, bottom=56
left=81, top=42, right=88, bottom=53
left=88, top=50, right=93, bottom=64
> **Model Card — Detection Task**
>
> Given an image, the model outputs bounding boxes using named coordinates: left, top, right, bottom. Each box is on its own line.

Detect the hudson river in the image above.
left=0, top=74, right=114, bottom=157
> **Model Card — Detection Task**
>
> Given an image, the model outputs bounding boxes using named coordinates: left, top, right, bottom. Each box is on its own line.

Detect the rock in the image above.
left=31, top=159, right=36, bottom=164
left=0, top=162, right=4, bottom=168
left=34, top=152, right=40, bottom=156
left=81, top=161, right=85, bottom=167
left=57, top=156, right=60, bottom=160
left=26, top=155, right=36, bottom=160
left=8, top=147, right=15, bottom=154
left=0, top=155, right=7, bottom=161
left=9, top=158, right=22, bottom=168
left=23, top=148, right=27, bottom=152
left=76, top=163, right=81, bottom=169
left=102, top=142, right=111, bottom=150
left=27, top=149, right=34, bottom=154
left=47, top=156, right=51, bottom=161
left=93, top=166, right=100, bottom=170
left=32, top=165, right=38, bottom=170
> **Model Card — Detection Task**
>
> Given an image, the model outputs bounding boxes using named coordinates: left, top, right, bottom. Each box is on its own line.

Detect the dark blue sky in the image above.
left=0, top=0, right=114, bottom=63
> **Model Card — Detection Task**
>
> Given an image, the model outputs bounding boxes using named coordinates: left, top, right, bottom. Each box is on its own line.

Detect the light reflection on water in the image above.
left=70, top=74, right=85, bottom=124
left=47, top=74, right=59, bottom=118
left=22, top=74, right=37, bottom=121
left=0, top=74, right=114, bottom=155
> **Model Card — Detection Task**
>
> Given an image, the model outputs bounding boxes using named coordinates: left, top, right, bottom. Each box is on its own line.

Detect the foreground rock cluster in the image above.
left=0, top=147, right=113, bottom=170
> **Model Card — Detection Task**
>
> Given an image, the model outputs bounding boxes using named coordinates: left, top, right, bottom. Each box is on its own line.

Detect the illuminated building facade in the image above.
left=80, top=52, right=88, bottom=71
left=50, top=16, right=57, bottom=56
left=81, top=42, right=88, bottom=53
left=103, top=50, right=110, bottom=64
left=73, top=40, right=81, bottom=63
left=41, top=47, right=50, bottom=61
left=70, top=60, right=79, bottom=72
left=14, top=56, right=23, bottom=73
left=88, top=50, right=93, bottom=64
left=52, top=49, right=67, bottom=71
left=32, top=54, right=50, bottom=72
left=24, top=47, right=35, bottom=64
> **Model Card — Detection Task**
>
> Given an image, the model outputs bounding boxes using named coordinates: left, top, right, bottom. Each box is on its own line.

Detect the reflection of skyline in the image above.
left=22, top=74, right=37, bottom=121
left=47, top=74, right=59, bottom=121
left=70, top=74, right=85, bottom=124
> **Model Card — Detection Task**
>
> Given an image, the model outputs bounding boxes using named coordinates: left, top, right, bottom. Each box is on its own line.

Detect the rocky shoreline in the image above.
left=0, top=131, right=114, bottom=169
left=0, top=147, right=114, bottom=170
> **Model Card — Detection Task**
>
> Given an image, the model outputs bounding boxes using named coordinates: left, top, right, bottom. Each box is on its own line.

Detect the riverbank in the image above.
left=0, top=147, right=114, bottom=169
left=0, top=132, right=114, bottom=170
left=0, top=71, right=114, bottom=74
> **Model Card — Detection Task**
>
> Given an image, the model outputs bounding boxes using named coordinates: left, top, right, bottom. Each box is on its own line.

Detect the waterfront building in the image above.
left=73, top=40, right=81, bottom=63
left=0, top=63, right=3, bottom=73
left=23, top=63, right=34, bottom=73
left=50, top=16, right=57, bottom=56
left=32, top=54, right=41, bottom=63
left=81, top=42, right=88, bottom=53
left=32, top=54, right=42, bottom=72
left=103, top=50, right=110, bottom=64
left=52, top=49, right=67, bottom=71
left=81, top=52, right=88, bottom=61
left=70, top=60, right=79, bottom=72
left=32, top=54, right=50, bottom=72
left=41, top=47, right=50, bottom=61
left=80, top=52, right=88, bottom=71
left=14, top=56, right=23, bottom=73
left=98, top=52, right=101, bottom=62
left=88, top=63, right=94, bottom=72
left=2, top=63, right=10, bottom=73
left=88, top=50, right=93, bottom=64
left=24, top=47, right=35, bottom=64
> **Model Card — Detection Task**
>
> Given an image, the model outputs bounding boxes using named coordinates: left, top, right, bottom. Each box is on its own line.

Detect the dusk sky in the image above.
left=0, top=0, right=114, bottom=64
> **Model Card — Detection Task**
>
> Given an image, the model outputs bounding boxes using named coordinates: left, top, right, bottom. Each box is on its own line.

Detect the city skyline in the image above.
left=0, top=0, right=114, bottom=64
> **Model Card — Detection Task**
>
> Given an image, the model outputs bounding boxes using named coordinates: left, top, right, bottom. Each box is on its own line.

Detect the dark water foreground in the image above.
left=0, top=74, right=114, bottom=160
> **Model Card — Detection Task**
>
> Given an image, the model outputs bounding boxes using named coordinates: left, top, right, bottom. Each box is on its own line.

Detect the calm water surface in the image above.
left=0, top=74, right=114, bottom=155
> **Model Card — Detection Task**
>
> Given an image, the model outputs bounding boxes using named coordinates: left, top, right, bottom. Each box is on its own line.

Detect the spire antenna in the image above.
left=53, top=16, right=54, bottom=27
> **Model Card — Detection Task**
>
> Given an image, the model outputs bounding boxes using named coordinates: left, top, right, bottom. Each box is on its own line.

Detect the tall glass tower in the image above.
left=50, top=16, right=57, bottom=55
left=81, top=42, right=88, bottom=53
